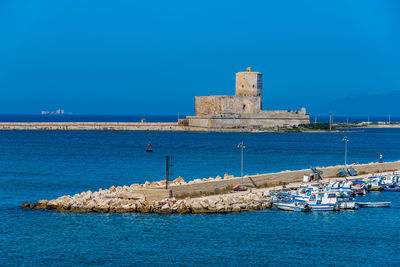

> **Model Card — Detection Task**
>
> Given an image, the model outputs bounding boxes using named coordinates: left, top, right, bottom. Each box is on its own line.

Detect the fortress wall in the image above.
left=208, top=118, right=308, bottom=128
left=187, top=117, right=212, bottom=128
left=195, top=96, right=261, bottom=116
left=259, top=109, right=307, bottom=116
left=195, top=96, right=230, bottom=116
left=187, top=112, right=310, bottom=129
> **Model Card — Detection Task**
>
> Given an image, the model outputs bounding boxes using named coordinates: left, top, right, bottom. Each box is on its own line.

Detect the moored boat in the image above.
left=273, top=201, right=311, bottom=212
left=306, top=192, right=340, bottom=211
left=357, top=202, right=391, bottom=208
left=365, top=176, right=385, bottom=191
left=383, top=185, right=400, bottom=192
left=336, top=191, right=359, bottom=209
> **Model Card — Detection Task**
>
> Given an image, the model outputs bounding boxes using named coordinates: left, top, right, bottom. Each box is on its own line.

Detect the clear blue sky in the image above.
left=0, top=0, right=399, bottom=116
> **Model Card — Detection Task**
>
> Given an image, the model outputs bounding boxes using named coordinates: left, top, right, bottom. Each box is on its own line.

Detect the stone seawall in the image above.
left=0, top=122, right=201, bottom=131
left=0, top=122, right=280, bottom=132
left=169, top=161, right=400, bottom=197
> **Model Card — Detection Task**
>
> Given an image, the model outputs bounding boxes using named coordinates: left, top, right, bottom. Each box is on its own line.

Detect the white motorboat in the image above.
left=273, top=201, right=311, bottom=212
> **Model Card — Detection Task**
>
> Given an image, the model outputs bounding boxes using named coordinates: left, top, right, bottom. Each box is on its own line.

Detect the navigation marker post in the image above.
left=237, top=142, right=245, bottom=184
left=342, top=136, right=349, bottom=176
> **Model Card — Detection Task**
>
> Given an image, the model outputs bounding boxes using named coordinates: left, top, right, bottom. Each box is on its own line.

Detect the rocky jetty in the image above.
left=21, top=183, right=272, bottom=214
left=21, top=161, right=400, bottom=214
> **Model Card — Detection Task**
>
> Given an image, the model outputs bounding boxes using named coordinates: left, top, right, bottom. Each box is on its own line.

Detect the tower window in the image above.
left=252, top=84, right=255, bottom=88
left=242, top=84, right=244, bottom=88
left=243, top=104, right=246, bottom=111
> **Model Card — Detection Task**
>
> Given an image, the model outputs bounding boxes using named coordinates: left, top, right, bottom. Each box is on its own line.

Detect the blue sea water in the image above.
left=1, top=127, right=400, bottom=266
left=0, top=114, right=179, bottom=123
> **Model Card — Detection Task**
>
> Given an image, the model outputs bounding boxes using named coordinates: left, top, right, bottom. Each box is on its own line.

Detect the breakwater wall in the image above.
left=0, top=122, right=192, bottom=131
left=0, top=122, right=253, bottom=132
left=168, top=160, right=400, bottom=198
left=22, top=160, right=399, bottom=214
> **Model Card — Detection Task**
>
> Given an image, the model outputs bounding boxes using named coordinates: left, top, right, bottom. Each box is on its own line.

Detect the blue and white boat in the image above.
left=273, top=201, right=311, bottom=212
left=336, top=191, right=358, bottom=209
left=326, top=180, right=353, bottom=192
left=290, top=184, right=321, bottom=202
left=351, top=180, right=369, bottom=195
left=365, top=176, right=385, bottom=191
left=381, top=175, right=400, bottom=191
left=306, top=192, right=340, bottom=211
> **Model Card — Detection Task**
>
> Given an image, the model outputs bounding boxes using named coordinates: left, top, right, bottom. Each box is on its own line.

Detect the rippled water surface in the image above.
left=1, top=128, right=400, bottom=266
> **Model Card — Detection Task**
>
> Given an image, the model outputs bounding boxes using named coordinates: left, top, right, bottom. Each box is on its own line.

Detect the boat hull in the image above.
left=383, top=187, right=400, bottom=192
left=309, top=204, right=339, bottom=211
left=273, top=203, right=311, bottom=212
left=357, top=202, right=391, bottom=208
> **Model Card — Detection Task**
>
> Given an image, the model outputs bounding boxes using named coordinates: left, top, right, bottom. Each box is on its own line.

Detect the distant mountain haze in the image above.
left=308, top=91, right=400, bottom=116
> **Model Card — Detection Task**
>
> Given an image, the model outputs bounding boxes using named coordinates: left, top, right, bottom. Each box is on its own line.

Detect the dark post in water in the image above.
left=165, top=156, right=174, bottom=189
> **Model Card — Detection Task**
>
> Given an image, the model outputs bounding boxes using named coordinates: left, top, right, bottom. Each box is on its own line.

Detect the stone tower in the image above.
left=187, top=66, right=310, bottom=129
left=235, top=67, right=262, bottom=98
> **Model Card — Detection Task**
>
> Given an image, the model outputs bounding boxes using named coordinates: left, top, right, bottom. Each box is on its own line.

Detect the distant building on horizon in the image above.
left=186, top=67, right=310, bottom=129
left=41, top=109, right=66, bottom=115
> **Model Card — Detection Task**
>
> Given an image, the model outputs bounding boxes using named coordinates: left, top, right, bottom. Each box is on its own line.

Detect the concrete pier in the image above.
left=0, top=122, right=187, bottom=131
left=0, top=122, right=252, bottom=132
left=22, top=160, right=400, bottom=214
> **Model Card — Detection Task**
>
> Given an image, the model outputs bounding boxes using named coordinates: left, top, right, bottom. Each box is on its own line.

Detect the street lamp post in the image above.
left=237, top=141, right=245, bottom=184
left=342, top=137, right=349, bottom=176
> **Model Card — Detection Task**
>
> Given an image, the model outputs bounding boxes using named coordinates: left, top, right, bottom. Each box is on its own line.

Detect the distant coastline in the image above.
left=0, top=114, right=397, bottom=123
left=0, top=115, right=398, bottom=133
left=0, top=121, right=397, bottom=133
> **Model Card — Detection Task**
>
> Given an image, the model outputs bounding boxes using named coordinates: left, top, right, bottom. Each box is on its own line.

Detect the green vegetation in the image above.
left=298, top=122, right=333, bottom=130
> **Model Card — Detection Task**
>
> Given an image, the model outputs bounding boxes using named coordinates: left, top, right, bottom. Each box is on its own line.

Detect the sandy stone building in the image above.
left=186, top=67, right=310, bottom=129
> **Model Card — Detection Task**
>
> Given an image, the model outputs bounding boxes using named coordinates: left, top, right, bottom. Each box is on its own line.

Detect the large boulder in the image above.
left=200, top=199, right=210, bottom=209
left=191, top=200, right=203, bottom=212
left=231, top=204, right=242, bottom=212
left=130, top=184, right=140, bottom=189
left=215, top=204, right=225, bottom=212
left=117, top=192, right=145, bottom=201
left=224, top=174, right=233, bottom=180
left=172, top=176, right=185, bottom=184
left=21, top=202, right=34, bottom=209
left=137, top=201, right=152, bottom=213
left=34, top=199, right=49, bottom=210
left=177, top=201, right=190, bottom=214
left=149, top=181, right=160, bottom=188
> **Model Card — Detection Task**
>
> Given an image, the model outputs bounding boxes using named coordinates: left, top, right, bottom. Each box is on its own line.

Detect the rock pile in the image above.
left=21, top=185, right=272, bottom=214
left=129, top=174, right=236, bottom=188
